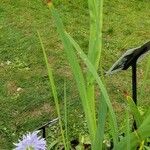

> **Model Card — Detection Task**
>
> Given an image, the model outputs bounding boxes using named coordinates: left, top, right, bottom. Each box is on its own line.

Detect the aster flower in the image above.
left=14, top=131, right=46, bottom=150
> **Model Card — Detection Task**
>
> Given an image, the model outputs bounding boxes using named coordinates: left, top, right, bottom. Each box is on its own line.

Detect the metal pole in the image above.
left=132, top=61, right=137, bottom=130
left=132, top=62, right=137, bottom=105
left=42, top=127, right=46, bottom=139
left=37, top=118, right=59, bottom=140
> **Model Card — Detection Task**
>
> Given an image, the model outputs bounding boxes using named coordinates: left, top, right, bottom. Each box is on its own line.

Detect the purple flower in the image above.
left=14, top=131, right=46, bottom=150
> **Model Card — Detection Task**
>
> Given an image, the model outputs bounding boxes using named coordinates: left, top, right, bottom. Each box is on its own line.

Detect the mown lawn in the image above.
left=0, top=0, right=150, bottom=149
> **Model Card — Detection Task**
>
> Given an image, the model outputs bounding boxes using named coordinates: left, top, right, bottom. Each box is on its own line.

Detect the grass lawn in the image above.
left=0, top=0, right=150, bottom=149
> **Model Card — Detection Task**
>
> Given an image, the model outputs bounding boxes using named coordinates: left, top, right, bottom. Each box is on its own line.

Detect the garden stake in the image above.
left=132, top=61, right=137, bottom=105
left=37, top=117, right=59, bottom=139
left=107, top=41, right=150, bottom=130
left=132, top=61, right=137, bottom=129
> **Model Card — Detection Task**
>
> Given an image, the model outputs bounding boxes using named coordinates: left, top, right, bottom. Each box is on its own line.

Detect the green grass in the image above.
left=0, top=0, right=150, bottom=149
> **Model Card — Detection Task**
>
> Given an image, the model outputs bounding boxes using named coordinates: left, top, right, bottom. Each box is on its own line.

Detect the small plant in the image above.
left=37, top=0, right=150, bottom=150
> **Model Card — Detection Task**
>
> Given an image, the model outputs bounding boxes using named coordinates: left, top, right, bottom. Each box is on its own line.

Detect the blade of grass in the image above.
left=49, top=4, right=96, bottom=143
left=87, top=0, right=98, bottom=124
left=126, top=96, right=143, bottom=128
left=64, top=80, right=69, bottom=150
left=65, top=32, right=119, bottom=147
left=37, top=31, right=67, bottom=149
left=94, top=94, right=108, bottom=150
left=48, top=139, right=60, bottom=150
left=139, top=140, right=145, bottom=150
left=88, top=0, right=103, bottom=66
left=125, top=107, right=131, bottom=150
left=86, top=0, right=104, bottom=127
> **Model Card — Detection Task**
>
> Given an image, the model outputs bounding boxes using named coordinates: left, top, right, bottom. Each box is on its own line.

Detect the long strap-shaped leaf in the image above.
left=50, top=5, right=96, bottom=143
left=37, top=31, right=67, bottom=149
left=94, top=94, right=108, bottom=150
left=65, top=33, right=119, bottom=147
left=87, top=0, right=103, bottom=68
left=64, top=81, right=69, bottom=150
left=124, top=107, right=131, bottom=150
left=87, top=0, right=104, bottom=126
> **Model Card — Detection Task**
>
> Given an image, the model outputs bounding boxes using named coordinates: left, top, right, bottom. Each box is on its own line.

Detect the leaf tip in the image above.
left=47, top=0, right=53, bottom=8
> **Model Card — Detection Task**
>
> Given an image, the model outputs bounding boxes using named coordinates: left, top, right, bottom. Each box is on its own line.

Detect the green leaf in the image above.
left=124, top=107, right=131, bottom=150
left=50, top=6, right=96, bottom=143
left=37, top=31, right=67, bottom=149
left=48, top=139, right=60, bottom=150
left=86, top=0, right=104, bottom=125
left=65, top=32, right=119, bottom=147
left=144, top=145, right=150, bottom=150
left=126, top=96, right=143, bottom=128
left=116, top=110, right=150, bottom=149
left=64, top=80, right=70, bottom=150
left=94, top=94, right=108, bottom=150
